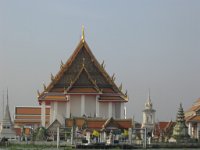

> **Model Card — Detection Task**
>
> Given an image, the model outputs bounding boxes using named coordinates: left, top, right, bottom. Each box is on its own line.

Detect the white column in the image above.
left=120, top=103, right=124, bottom=119
left=197, top=123, right=200, bottom=140
left=53, top=102, right=58, bottom=121
left=96, top=95, right=99, bottom=117
left=128, top=128, right=132, bottom=144
left=66, top=100, right=71, bottom=118
left=81, top=95, right=85, bottom=116
left=41, top=101, right=46, bottom=127
left=188, top=122, right=192, bottom=136
left=108, top=102, right=113, bottom=118
left=57, top=127, right=60, bottom=149
left=86, top=132, right=91, bottom=144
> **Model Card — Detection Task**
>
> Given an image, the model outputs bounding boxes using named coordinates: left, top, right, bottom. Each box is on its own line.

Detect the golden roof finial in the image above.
left=81, top=25, right=85, bottom=43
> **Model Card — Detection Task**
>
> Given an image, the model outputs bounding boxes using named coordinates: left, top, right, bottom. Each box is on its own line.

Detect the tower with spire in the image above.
left=142, top=90, right=156, bottom=135
left=0, top=89, right=16, bottom=139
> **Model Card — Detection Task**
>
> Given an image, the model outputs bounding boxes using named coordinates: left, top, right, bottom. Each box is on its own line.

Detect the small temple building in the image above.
left=141, top=91, right=156, bottom=136
left=185, top=98, right=200, bottom=140
left=37, top=27, right=128, bottom=127
left=0, top=91, right=16, bottom=139
left=153, top=121, right=175, bottom=142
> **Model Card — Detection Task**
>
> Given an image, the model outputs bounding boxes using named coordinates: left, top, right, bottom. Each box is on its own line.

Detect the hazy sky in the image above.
left=0, top=0, right=200, bottom=122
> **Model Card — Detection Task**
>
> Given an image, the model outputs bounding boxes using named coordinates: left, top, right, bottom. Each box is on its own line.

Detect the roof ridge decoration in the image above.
left=81, top=25, right=85, bottom=43
left=102, top=117, right=120, bottom=129
left=38, top=28, right=128, bottom=101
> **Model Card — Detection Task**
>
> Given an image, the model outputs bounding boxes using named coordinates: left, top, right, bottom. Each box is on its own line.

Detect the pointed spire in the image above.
left=6, top=88, right=9, bottom=106
left=145, top=88, right=152, bottom=109
left=1, top=88, right=16, bottom=138
left=2, top=90, right=4, bottom=117
left=148, top=88, right=151, bottom=103
left=81, top=25, right=85, bottom=43
left=177, top=102, right=185, bottom=122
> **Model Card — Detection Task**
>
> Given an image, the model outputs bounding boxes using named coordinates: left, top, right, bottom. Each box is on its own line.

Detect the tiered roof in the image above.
left=38, top=30, right=128, bottom=104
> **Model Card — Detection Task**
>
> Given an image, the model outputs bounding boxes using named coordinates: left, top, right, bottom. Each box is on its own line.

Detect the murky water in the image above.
left=1, top=148, right=200, bottom=150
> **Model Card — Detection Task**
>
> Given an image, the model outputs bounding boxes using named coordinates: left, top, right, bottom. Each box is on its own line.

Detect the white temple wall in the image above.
left=57, top=102, right=67, bottom=125
left=114, top=102, right=121, bottom=118
left=85, top=95, right=96, bottom=117
left=99, top=103, right=108, bottom=118
left=70, top=95, right=81, bottom=117
left=112, top=103, right=115, bottom=118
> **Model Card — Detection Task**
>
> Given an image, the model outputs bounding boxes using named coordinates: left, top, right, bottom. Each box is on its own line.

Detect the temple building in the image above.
left=141, top=91, right=156, bottom=136
left=37, top=27, right=128, bottom=127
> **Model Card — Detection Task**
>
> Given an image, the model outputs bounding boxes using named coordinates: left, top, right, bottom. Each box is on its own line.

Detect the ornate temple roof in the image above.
left=38, top=29, right=128, bottom=103
left=65, top=117, right=132, bottom=131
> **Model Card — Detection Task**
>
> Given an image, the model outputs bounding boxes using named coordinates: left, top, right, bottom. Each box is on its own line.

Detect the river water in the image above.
left=0, top=148, right=200, bottom=150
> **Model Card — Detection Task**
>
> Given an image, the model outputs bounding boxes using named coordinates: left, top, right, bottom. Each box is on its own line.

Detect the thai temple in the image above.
left=0, top=91, right=16, bottom=139
left=12, top=28, right=133, bottom=142
left=37, top=27, right=128, bottom=127
left=141, top=90, right=156, bottom=135
left=3, top=27, right=199, bottom=145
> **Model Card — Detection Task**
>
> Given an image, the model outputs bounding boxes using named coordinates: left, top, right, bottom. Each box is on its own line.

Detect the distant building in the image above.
left=153, top=121, right=175, bottom=142
left=141, top=91, right=156, bottom=136
left=185, top=98, right=200, bottom=140
left=0, top=91, right=16, bottom=139
left=14, top=106, right=50, bottom=136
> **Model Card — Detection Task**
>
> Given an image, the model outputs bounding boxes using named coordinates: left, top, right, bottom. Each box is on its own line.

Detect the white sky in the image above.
left=0, top=0, right=200, bottom=122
